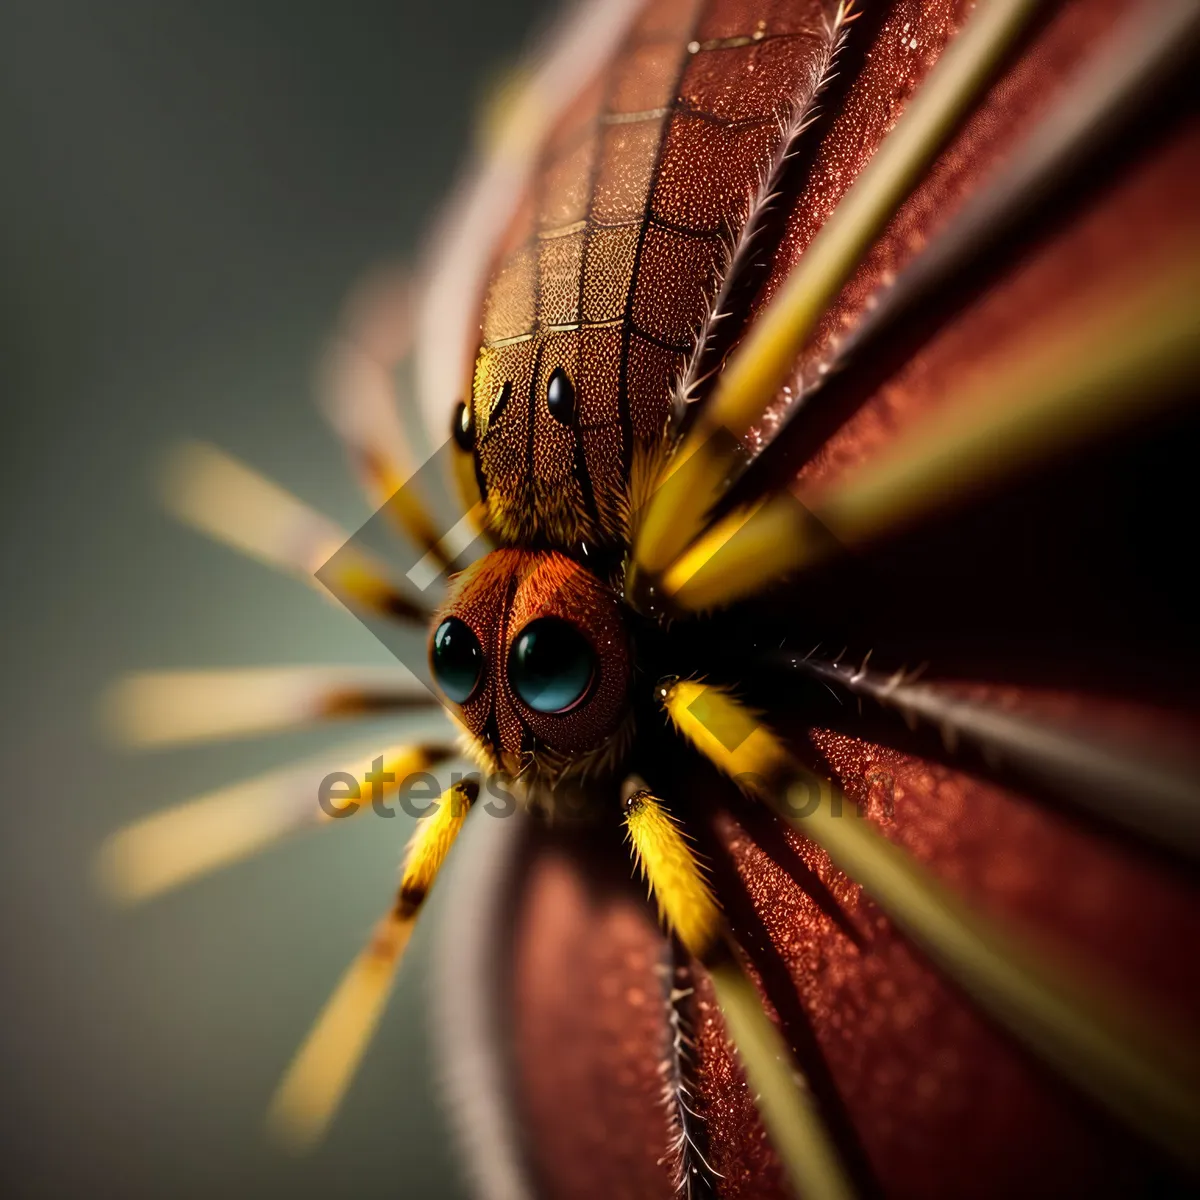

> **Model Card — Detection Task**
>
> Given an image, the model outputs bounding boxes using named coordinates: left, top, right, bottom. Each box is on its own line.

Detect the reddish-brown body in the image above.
left=425, top=0, right=1200, bottom=1196
left=468, top=0, right=837, bottom=547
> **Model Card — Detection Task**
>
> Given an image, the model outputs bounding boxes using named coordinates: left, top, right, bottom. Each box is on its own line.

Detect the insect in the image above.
left=101, top=0, right=1200, bottom=1195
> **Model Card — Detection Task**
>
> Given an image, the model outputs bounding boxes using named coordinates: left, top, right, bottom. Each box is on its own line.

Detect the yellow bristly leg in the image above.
left=96, top=742, right=454, bottom=904
left=660, top=265, right=1200, bottom=612
left=163, top=441, right=430, bottom=623
left=661, top=680, right=1200, bottom=1173
left=623, top=783, right=722, bottom=961
left=622, top=783, right=858, bottom=1200
left=267, top=778, right=476, bottom=1151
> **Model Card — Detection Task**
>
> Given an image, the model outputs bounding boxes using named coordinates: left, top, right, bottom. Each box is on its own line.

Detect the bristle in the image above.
left=163, top=441, right=429, bottom=623
left=623, top=783, right=722, bottom=962
left=266, top=779, right=476, bottom=1150
left=659, top=952, right=721, bottom=1199
left=661, top=262, right=1200, bottom=612
left=789, top=656, right=1200, bottom=859
left=102, top=665, right=433, bottom=748
left=662, top=681, right=1200, bottom=1172
left=95, top=741, right=453, bottom=903
left=619, top=778, right=854, bottom=1198
left=632, top=0, right=1044, bottom=583
left=671, top=0, right=855, bottom=423
left=824, top=0, right=1200, bottom=391
left=721, top=0, right=1200, bottom=520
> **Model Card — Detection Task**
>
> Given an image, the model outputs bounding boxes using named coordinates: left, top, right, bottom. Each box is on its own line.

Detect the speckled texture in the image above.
left=806, top=727, right=1200, bottom=1022
left=510, top=828, right=677, bottom=1200
left=744, top=0, right=1149, bottom=452
left=474, top=0, right=1200, bottom=1195
left=704, top=794, right=1169, bottom=1200
left=508, top=744, right=1199, bottom=1198
left=795, top=121, right=1200, bottom=497
left=469, top=0, right=839, bottom=547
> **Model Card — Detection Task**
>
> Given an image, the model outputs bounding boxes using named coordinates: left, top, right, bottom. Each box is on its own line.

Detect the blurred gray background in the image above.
left=0, top=2, right=551, bottom=1195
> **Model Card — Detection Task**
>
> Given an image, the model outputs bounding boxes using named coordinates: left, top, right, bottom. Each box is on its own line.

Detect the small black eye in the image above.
left=546, top=368, right=575, bottom=425
left=452, top=400, right=473, bottom=451
left=489, top=380, right=512, bottom=428
left=431, top=617, right=484, bottom=704
left=508, top=617, right=595, bottom=714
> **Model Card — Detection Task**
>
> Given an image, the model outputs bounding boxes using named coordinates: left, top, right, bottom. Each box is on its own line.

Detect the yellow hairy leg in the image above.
left=661, top=680, right=1200, bottom=1172
left=632, top=0, right=1046, bottom=585
left=163, top=441, right=430, bottom=623
left=622, top=782, right=857, bottom=1200
left=267, top=778, right=476, bottom=1151
left=96, top=742, right=453, bottom=903
left=623, top=783, right=722, bottom=961
left=660, top=265, right=1200, bottom=612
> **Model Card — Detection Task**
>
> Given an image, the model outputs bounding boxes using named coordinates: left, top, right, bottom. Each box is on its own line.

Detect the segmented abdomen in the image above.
left=472, top=0, right=836, bottom=548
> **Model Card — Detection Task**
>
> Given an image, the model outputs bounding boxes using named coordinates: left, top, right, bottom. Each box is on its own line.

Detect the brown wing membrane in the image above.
left=509, top=822, right=678, bottom=1200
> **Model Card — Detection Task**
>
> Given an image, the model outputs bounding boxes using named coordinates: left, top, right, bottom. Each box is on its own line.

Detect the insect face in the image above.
left=429, top=548, right=632, bottom=777
left=113, top=0, right=1200, bottom=1184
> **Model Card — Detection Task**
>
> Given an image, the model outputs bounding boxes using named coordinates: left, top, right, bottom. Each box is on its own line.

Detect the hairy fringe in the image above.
left=519, top=707, right=639, bottom=810
left=658, top=954, right=722, bottom=1199
left=669, top=1, right=857, bottom=429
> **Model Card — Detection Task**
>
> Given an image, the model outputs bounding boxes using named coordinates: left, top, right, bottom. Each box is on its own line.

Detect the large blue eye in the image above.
left=508, top=618, right=596, bottom=714
left=431, top=618, right=484, bottom=704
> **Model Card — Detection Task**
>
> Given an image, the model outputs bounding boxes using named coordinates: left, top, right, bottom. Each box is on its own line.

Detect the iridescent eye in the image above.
left=431, top=617, right=483, bottom=704
left=508, top=617, right=596, bottom=714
